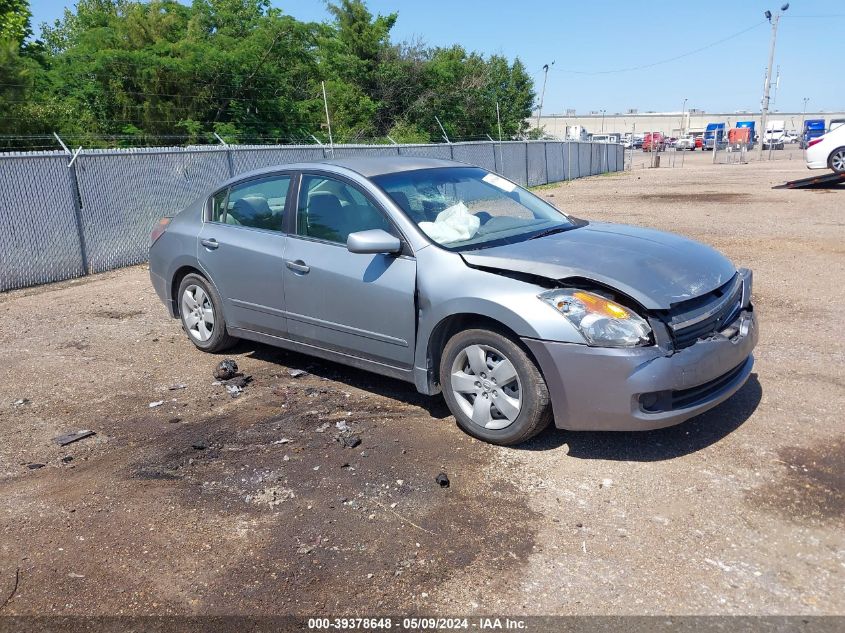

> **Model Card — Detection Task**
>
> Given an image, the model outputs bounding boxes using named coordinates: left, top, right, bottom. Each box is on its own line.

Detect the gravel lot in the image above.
left=0, top=151, right=841, bottom=616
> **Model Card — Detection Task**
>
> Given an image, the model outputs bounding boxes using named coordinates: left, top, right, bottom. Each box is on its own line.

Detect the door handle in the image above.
left=286, top=260, right=310, bottom=274
left=201, top=238, right=219, bottom=250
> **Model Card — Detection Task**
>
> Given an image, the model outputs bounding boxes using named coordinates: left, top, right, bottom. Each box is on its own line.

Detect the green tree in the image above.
left=0, top=0, right=32, bottom=47
left=4, top=0, right=536, bottom=148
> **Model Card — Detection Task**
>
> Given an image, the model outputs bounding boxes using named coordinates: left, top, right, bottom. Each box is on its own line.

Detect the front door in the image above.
left=197, top=173, right=292, bottom=337
left=283, top=173, right=417, bottom=368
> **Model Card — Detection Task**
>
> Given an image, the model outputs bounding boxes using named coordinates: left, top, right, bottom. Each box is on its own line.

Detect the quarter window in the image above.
left=210, top=189, right=228, bottom=223
left=212, top=175, right=291, bottom=232
left=297, top=175, right=393, bottom=243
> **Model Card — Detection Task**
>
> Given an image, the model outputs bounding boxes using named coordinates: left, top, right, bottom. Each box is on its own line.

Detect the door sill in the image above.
left=228, top=327, right=415, bottom=384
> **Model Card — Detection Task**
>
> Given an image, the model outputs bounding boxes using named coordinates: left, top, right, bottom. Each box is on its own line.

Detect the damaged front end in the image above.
left=518, top=269, right=757, bottom=431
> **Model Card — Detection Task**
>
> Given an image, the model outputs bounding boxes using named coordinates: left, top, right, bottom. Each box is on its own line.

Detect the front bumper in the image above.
left=523, top=309, right=758, bottom=431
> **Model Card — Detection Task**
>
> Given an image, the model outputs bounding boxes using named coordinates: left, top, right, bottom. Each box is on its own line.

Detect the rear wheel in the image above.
left=829, top=147, right=845, bottom=174
left=440, top=329, right=551, bottom=445
left=177, top=273, right=237, bottom=352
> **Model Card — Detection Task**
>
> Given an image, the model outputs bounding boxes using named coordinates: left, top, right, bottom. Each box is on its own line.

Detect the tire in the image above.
left=828, top=147, right=845, bottom=174
left=439, top=328, right=552, bottom=445
left=177, top=273, right=237, bottom=352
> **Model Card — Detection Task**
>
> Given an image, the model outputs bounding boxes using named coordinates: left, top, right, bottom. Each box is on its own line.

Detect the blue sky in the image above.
left=28, top=0, right=845, bottom=114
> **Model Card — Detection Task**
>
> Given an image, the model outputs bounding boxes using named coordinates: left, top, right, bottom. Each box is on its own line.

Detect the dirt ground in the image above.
left=0, top=150, right=842, bottom=617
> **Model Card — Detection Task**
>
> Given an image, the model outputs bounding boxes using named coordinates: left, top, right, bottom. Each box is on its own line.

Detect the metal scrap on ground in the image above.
left=53, top=430, right=96, bottom=446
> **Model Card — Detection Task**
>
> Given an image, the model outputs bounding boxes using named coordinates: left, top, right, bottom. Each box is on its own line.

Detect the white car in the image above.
left=805, top=124, right=845, bottom=173
left=675, top=136, right=696, bottom=150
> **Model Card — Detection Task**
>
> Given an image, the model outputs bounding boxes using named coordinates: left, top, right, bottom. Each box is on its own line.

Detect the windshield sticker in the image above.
left=482, top=173, right=517, bottom=192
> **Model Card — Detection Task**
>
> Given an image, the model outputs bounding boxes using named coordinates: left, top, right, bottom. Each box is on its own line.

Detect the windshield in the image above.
left=371, top=167, right=575, bottom=251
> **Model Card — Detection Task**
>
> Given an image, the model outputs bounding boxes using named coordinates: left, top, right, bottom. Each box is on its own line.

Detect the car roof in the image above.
left=217, top=155, right=466, bottom=189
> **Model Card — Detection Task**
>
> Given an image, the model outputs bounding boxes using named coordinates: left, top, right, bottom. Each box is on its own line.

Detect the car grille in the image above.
left=668, top=276, right=744, bottom=350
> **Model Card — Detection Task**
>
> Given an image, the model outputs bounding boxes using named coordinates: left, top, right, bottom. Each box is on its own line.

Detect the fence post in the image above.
left=543, top=142, right=550, bottom=184
left=214, top=133, right=235, bottom=177
left=67, top=152, right=91, bottom=275
left=524, top=142, right=529, bottom=186
left=54, top=134, right=91, bottom=275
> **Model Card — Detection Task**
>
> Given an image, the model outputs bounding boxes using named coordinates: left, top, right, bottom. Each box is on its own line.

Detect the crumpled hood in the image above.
left=461, top=222, right=737, bottom=309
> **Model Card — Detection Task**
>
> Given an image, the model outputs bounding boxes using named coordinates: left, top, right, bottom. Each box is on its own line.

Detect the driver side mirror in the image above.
left=346, top=229, right=402, bottom=255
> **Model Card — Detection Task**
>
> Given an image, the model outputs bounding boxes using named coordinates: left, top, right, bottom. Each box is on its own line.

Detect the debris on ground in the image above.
left=600, top=478, right=613, bottom=489
left=26, top=463, right=46, bottom=470
left=148, top=400, right=164, bottom=408
left=53, top=430, right=96, bottom=447
left=288, top=369, right=308, bottom=378
left=315, top=422, right=330, bottom=433
left=12, top=398, right=30, bottom=407
left=225, top=375, right=252, bottom=389
left=272, top=438, right=293, bottom=445
left=435, top=472, right=450, bottom=488
left=191, top=441, right=208, bottom=451
left=213, top=359, right=238, bottom=380
left=340, top=435, right=362, bottom=449
left=335, top=420, right=350, bottom=432
left=61, top=456, right=73, bottom=463
left=225, top=384, right=242, bottom=397
left=168, top=417, right=182, bottom=424
left=168, top=383, right=188, bottom=391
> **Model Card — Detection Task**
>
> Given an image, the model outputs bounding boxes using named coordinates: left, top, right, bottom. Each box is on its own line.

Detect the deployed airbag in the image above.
left=418, top=202, right=480, bottom=244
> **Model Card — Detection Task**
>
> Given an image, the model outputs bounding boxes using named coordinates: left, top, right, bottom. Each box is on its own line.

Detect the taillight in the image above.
left=151, top=217, right=171, bottom=245
left=807, top=137, right=824, bottom=148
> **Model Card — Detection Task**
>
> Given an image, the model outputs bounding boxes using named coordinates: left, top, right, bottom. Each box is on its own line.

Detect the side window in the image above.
left=222, top=175, right=291, bottom=232
left=211, top=189, right=228, bottom=222
left=297, top=175, right=393, bottom=244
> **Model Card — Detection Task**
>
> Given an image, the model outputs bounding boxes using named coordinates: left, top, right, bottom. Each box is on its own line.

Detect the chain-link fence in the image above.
left=0, top=140, right=623, bottom=292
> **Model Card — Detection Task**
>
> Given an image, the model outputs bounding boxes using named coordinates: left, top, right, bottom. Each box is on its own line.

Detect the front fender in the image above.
left=412, top=254, right=586, bottom=394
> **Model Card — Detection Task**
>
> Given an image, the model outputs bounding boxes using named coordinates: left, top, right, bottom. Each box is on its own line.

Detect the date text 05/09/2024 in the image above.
left=307, top=617, right=528, bottom=630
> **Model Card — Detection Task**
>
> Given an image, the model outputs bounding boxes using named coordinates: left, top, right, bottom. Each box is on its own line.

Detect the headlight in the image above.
left=539, top=289, right=652, bottom=347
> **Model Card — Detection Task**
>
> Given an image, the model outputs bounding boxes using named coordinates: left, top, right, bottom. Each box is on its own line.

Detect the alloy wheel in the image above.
left=449, top=344, right=522, bottom=430
left=181, top=284, right=215, bottom=342
left=831, top=149, right=845, bottom=173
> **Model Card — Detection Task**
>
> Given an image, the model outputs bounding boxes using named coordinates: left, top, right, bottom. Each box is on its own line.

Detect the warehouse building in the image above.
left=534, top=110, right=845, bottom=138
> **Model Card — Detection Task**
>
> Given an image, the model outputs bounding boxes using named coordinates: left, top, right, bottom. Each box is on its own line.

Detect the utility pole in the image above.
left=600, top=109, right=606, bottom=134
left=680, top=98, right=688, bottom=137
left=759, top=4, right=789, bottom=161
left=535, top=61, right=554, bottom=131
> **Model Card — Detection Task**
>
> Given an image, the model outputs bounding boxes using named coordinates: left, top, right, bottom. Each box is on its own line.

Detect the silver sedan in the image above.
left=149, top=157, right=757, bottom=445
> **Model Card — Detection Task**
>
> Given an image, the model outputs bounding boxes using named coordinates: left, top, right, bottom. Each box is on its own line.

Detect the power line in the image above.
left=550, top=21, right=767, bottom=75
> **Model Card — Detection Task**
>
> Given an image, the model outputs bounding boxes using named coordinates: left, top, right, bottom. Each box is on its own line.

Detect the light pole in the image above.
left=680, top=98, right=688, bottom=137
left=759, top=3, right=789, bottom=160
left=535, top=61, right=555, bottom=131
left=801, top=96, right=809, bottom=146
left=600, top=109, right=606, bottom=133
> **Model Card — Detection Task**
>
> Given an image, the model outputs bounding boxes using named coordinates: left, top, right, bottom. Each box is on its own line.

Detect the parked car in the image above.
left=642, top=132, right=665, bottom=152
left=675, top=136, right=696, bottom=150
left=149, top=157, right=757, bottom=445
left=805, top=124, right=845, bottom=173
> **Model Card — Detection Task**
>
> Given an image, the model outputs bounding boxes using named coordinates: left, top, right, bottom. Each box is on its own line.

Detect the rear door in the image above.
left=282, top=172, right=417, bottom=368
left=197, top=173, right=292, bottom=337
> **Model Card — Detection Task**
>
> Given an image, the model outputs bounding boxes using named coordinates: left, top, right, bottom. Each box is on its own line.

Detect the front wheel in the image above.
left=829, top=147, right=845, bottom=174
left=440, top=329, right=552, bottom=445
left=177, top=273, right=237, bottom=352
